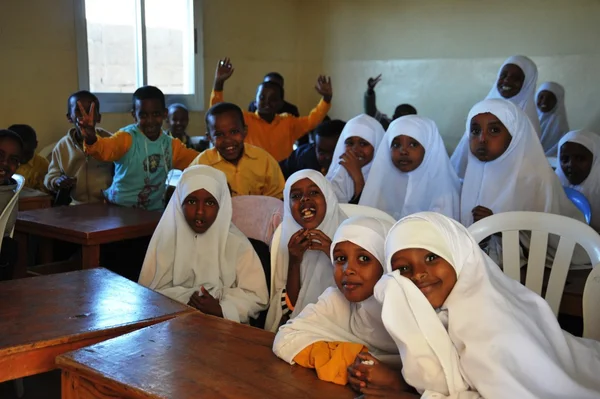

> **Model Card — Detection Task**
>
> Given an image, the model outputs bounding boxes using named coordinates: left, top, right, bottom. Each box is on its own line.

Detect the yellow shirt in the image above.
left=189, top=144, right=285, bottom=200
left=16, top=153, right=49, bottom=192
left=293, top=341, right=366, bottom=385
left=210, top=90, right=331, bottom=162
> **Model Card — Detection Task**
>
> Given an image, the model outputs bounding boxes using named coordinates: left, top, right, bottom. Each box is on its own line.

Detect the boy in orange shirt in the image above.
left=211, top=57, right=332, bottom=162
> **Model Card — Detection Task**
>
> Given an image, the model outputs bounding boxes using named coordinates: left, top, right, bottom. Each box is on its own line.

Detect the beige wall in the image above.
left=1, top=0, right=599, bottom=151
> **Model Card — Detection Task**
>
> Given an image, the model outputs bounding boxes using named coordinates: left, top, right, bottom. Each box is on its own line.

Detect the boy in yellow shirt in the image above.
left=189, top=102, right=284, bottom=199
left=211, top=57, right=332, bottom=162
left=9, top=124, right=49, bottom=192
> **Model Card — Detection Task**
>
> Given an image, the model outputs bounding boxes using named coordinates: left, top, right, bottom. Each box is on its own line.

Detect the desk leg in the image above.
left=61, top=370, right=77, bottom=399
left=39, top=238, right=54, bottom=264
left=14, top=232, right=28, bottom=279
left=81, top=245, right=100, bottom=269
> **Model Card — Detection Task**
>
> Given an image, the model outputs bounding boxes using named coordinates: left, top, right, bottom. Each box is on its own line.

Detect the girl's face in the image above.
left=469, top=112, right=512, bottom=162
left=390, top=135, right=425, bottom=173
left=333, top=241, right=383, bottom=303
left=344, top=136, right=375, bottom=168
left=496, top=63, right=525, bottom=99
left=391, top=248, right=457, bottom=309
left=182, top=188, right=220, bottom=234
left=560, top=142, right=593, bottom=185
left=290, top=178, right=327, bottom=229
left=537, top=90, right=558, bottom=113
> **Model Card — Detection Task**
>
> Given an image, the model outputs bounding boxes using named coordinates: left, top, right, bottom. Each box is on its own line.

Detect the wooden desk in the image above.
left=14, top=203, right=162, bottom=278
left=18, top=194, right=52, bottom=211
left=57, top=312, right=354, bottom=399
left=0, top=268, right=194, bottom=383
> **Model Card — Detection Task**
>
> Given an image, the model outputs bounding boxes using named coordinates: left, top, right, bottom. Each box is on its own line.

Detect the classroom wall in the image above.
left=1, top=0, right=599, bottom=151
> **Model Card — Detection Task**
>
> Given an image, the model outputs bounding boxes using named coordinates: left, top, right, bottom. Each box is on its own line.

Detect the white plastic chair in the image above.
left=468, top=211, right=600, bottom=316
left=232, top=196, right=283, bottom=248
left=38, top=142, right=56, bottom=161
left=583, top=266, right=600, bottom=340
left=269, top=203, right=395, bottom=297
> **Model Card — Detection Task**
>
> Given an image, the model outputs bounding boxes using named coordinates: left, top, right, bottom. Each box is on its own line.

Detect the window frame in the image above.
left=73, top=0, right=204, bottom=113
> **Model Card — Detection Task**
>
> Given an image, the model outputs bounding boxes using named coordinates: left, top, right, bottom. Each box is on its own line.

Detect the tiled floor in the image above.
left=0, top=371, right=61, bottom=399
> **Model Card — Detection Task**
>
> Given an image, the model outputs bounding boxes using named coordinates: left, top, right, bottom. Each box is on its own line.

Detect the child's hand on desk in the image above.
left=472, top=206, right=494, bottom=223
left=55, top=175, right=77, bottom=189
left=77, top=101, right=98, bottom=145
left=188, top=287, right=224, bottom=318
left=348, top=352, right=407, bottom=395
left=315, top=75, right=333, bottom=103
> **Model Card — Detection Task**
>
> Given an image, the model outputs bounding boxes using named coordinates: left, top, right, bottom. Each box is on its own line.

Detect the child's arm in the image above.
left=263, top=155, right=285, bottom=200
left=210, top=57, right=235, bottom=107
left=364, top=74, right=382, bottom=118
left=171, top=139, right=199, bottom=169
left=77, top=102, right=131, bottom=161
left=289, top=76, right=332, bottom=142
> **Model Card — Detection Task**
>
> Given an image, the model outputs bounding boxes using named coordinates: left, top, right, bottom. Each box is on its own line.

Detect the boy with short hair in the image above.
left=211, top=58, right=332, bottom=162
left=189, top=102, right=285, bottom=200
left=45, top=90, right=114, bottom=204
left=9, top=124, right=49, bottom=192
left=81, top=86, right=199, bottom=210
left=279, top=119, right=345, bottom=179
left=0, top=129, right=24, bottom=280
left=166, top=103, right=194, bottom=149
left=248, top=72, right=300, bottom=117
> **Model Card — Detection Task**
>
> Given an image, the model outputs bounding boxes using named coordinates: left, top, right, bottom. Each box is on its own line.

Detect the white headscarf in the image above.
left=537, top=82, right=570, bottom=156
left=556, top=130, right=600, bottom=232
left=273, top=216, right=398, bottom=363
left=326, top=114, right=385, bottom=203
left=451, top=55, right=542, bottom=178
left=360, top=115, right=461, bottom=220
left=138, top=165, right=268, bottom=323
left=375, top=212, right=600, bottom=399
left=265, top=170, right=348, bottom=332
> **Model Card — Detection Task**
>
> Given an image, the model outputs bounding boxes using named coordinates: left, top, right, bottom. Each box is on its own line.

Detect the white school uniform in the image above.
left=375, top=212, right=600, bottom=399
left=273, top=216, right=398, bottom=364
left=265, top=170, right=348, bottom=332
left=138, top=165, right=268, bottom=323
left=360, top=115, right=461, bottom=220
left=537, top=82, right=570, bottom=156
left=556, top=130, right=600, bottom=232
left=325, top=114, right=385, bottom=203
left=451, top=55, right=542, bottom=177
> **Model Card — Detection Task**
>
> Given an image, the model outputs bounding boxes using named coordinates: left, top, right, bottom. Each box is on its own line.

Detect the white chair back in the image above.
left=468, top=211, right=600, bottom=316
left=583, top=266, right=600, bottom=340
left=0, top=174, right=25, bottom=248
left=38, top=142, right=56, bottom=161
left=232, top=195, right=283, bottom=248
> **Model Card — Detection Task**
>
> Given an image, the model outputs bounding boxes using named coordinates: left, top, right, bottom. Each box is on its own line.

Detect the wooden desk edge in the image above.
left=0, top=309, right=194, bottom=383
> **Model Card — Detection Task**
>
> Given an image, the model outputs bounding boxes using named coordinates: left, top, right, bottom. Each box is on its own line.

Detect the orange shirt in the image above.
left=210, top=90, right=331, bottom=162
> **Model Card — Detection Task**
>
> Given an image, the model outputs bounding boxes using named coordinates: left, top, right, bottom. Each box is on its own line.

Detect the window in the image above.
left=74, top=0, right=203, bottom=112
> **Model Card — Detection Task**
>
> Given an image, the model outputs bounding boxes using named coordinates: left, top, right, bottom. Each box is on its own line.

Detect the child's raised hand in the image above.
left=77, top=101, right=98, bottom=145
left=367, top=74, right=382, bottom=90
left=307, top=229, right=332, bottom=255
left=315, top=75, right=333, bottom=103
left=214, top=57, right=234, bottom=83
left=472, top=205, right=494, bottom=223
left=288, top=229, right=311, bottom=261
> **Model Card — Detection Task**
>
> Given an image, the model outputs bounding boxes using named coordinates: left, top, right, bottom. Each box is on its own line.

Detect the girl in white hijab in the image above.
left=138, top=165, right=268, bottom=323
left=373, top=212, right=600, bottom=399
left=265, top=170, right=348, bottom=332
left=325, top=114, right=385, bottom=204
left=556, top=130, right=600, bottom=232
left=451, top=55, right=541, bottom=177
left=273, top=216, right=398, bottom=386
left=360, top=115, right=461, bottom=220
left=537, top=82, right=570, bottom=156
left=460, top=98, right=586, bottom=267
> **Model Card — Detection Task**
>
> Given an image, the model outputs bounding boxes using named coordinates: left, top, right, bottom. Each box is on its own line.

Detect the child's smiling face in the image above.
left=391, top=248, right=457, bottom=309
left=496, top=63, right=525, bottom=99
left=344, top=136, right=374, bottom=168
left=133, top=98, right=167, bottom=141
left=0, top=136, right=22, bottom=185
left=537, top=90, right=558, bottom=113
left=333, top=241, right=383, bottom=303
left=289, top=178, right=327, bottom=230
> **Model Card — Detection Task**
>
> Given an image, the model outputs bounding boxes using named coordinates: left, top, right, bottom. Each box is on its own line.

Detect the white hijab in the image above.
left=451, top=55, right=542, bottom=177
left=556, top=130, right=600, bottom=232
left=360, top=115, right=461, bottom=220
left=375, top=212, right=600, bottom=399
left=273, top=216, right=398, bottom=363
left=537, top=82, right=570, bottom=156
left=326, top=114, right=385, bottom=203
left=265, top=170, right=348, bottom=332
left=138, top=165, right=268, bottom=323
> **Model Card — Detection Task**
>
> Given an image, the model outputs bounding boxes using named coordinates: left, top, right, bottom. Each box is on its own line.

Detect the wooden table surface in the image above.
left=14, top=203, right=162, bottom=277
left=57, top=312, right=355, bottom=399
left=18, top=193, right=53, bottom=211
left=0, top=268, right=194, bottom=383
